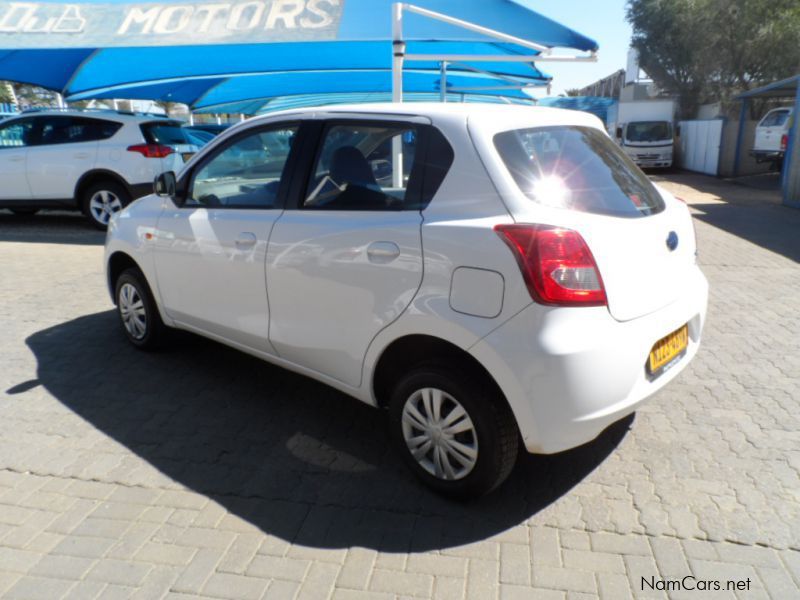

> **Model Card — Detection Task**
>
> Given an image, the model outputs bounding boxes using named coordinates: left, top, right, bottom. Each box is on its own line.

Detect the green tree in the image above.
left=565, top=88, right=582, bottom=97
left=627, top=0, right=800, bottom=118
left=0, top=82, right=14, bottom=103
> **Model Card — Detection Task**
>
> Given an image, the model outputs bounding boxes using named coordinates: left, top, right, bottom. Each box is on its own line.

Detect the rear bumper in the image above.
left=750, top=151, right=784, bottom=162
left=470, top=265, right=708, bottom=454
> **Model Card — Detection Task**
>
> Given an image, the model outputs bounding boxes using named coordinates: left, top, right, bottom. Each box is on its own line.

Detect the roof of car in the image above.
left=244, top=102, right=605, bottom=132
left=13, top=110, right=180, bottom=123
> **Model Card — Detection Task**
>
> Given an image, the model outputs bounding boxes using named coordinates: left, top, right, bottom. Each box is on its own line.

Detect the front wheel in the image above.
left=82, top=181, right=131, bottom=230
left=388, top=365, right=519, bottom=498
left=114, top=268, right=166, bottom=351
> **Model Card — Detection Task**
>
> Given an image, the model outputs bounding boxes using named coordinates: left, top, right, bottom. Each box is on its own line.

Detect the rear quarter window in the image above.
left=140, top=121, right=190, bottom=145
left=494, top=126, right=665, bottom=218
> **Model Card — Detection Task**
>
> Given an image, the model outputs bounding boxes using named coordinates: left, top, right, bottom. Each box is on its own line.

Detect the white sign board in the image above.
left=0, top=0, right=344, bottom=47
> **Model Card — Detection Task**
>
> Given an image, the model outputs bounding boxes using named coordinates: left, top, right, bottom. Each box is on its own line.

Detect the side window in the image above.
left=188, top=126, right=298, bottom=209
left=38, top=116, right=119, bottom=145
left=303, top=123, right=419, bottom=211
left=0, top=119, right=35, bottom=148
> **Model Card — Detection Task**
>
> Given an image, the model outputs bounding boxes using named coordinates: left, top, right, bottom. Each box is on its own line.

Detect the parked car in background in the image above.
left=105, top=104, right=708, bottom=497
left=183, top=127, right=216, bottom=147
left=752, top=107, right=793, bottom=168
left=0, top=110, right=199, bottom=228
left=185, top=123, right=231, bottom=135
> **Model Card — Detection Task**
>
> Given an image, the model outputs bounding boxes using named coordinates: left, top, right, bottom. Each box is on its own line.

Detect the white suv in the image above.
left=105, top=104, right=708, bottom=497
left=0, top=110, right=198, bottom=228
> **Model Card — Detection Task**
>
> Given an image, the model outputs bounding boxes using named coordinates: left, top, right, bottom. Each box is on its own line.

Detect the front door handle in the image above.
left=367, top=241, right=401, bottom=264
left=8, top=155, right=24, bottom=162
left=235, top=232, right=257, bottom=249
left=74, top=152, right=91, bottom=159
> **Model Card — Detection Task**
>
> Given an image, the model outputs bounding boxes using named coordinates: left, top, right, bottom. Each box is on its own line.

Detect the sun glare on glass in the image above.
left=531, top=175, right=571, bottom=208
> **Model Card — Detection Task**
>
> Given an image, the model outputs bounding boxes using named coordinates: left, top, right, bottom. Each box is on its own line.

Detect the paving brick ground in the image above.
left=0, top=172, right=798, bottom=599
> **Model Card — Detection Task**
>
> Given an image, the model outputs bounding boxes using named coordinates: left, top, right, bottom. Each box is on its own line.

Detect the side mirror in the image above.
left=154, top=171, right=177, bottom=198
left=615, top=127, right=623, bottom=139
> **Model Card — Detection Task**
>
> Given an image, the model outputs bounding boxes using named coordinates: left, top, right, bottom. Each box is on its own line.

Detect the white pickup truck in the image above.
left=752, top=107, right=793, bottom=167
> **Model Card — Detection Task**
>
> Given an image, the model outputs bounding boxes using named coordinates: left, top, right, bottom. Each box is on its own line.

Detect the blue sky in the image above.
left=529, top=0, right=633, bottom=96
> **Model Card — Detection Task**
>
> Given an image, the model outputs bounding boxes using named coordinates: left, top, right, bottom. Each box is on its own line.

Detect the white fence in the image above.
left=678, top=119, right=724, bottom=175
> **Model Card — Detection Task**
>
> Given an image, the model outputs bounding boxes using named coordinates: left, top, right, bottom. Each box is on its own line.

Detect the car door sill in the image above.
left=173, top=320, right=372, bottom=406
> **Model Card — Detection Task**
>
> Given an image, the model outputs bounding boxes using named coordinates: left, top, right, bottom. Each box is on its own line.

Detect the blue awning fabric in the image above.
left=0, top=0, right=597, bottom=111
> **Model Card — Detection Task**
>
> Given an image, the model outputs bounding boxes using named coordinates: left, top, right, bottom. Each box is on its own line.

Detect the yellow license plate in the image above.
left=648, top=324, right=689, bottom=377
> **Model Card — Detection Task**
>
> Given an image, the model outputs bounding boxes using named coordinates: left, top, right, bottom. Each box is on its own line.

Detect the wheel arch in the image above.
left=75, top=169, right=132, bottom=204
left=371, top=334, right=510, bottom=413
left=106, top=251, right=144, bottom=304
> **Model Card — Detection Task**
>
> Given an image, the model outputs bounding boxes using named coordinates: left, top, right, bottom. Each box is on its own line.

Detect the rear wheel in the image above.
left=115, top=268, right=166, bottom=351
left=388, top=365, right=519, bottom=498
left=82, top=181, right=130, bottom=230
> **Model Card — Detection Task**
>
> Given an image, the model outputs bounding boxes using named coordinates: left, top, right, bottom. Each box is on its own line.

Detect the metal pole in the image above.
left=781, top=79, right=800, bottom=208
left=733, top=100, right=747, bottom=177
left=440, top=61, right=448, bottom=103
left=392, top=3, right=404, bottom=188
left=392, top=3, right=405, bottom=104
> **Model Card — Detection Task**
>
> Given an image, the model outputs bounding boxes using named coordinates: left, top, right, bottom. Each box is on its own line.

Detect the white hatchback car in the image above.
left=0, top=110, right=198, bottom=228
left=105, top=104, right=708, bottom=497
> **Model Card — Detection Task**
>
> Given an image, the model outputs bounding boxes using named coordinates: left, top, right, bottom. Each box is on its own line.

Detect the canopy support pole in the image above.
left=392, top=3, right=405, bottom=188
left=440, top=62, right=448, bottom=103
left=392, top=3, right=405, bottom=104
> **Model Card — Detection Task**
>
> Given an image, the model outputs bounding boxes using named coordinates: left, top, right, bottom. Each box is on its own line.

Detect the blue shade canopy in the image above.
left=0, top=0, right=596, bottom=108
left=195, top=92, right=534, bottom=115
left=68, top=69, right=538, bottom=107
left=537, top=96, right=617, bottom=125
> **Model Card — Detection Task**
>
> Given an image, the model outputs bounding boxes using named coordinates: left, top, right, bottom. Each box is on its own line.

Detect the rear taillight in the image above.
left=127, top=144, right=174, bottom=158
left=781, top=134, right=788, bottom=152
left=495, top=224, right=607, bottom=307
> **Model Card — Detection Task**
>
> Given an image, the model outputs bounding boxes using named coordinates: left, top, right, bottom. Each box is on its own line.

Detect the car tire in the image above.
left=9, top=208, right=39, bottom=216
left=82, top=180, right=131, bottom=230
left=388, top=364, right=519, bottom=498
left=114, top=268, right=166, bottom=351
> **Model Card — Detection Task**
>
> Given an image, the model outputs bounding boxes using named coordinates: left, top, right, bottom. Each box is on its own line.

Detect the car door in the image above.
left=0, top=117, right=37, bottom=200
left=266, top=118, right=427, bottom=388
left=25, top=116, right=103, bottom=199
left=153, top=122, right=301, bottom=354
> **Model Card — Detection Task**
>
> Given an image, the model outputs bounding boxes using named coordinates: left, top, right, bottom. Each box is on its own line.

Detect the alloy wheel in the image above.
left=89, top=190, right=123, bottom=226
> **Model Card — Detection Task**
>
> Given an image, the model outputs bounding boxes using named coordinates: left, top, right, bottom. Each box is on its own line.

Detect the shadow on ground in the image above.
left=25, top=311, right=631, bottom=552
left=692, top=200, right=800, bottom=264
left=0, top=210, right=104, bottom=245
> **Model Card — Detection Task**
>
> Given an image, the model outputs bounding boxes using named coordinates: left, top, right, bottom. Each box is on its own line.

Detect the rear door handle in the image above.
left=235, top=232, right=257, bottom=249
left=367, top=241, right=401, bottom=264
left=8, top=156, right=24, bottom=162
left=74, top=152, right=91, bottom=159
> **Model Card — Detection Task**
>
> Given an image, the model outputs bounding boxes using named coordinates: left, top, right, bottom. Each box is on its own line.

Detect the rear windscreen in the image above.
left=140, top=121, right=190, bottom=145
left=494, top=126, right=666, bottom=218
left=760, top=110, right=790, bottom=128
